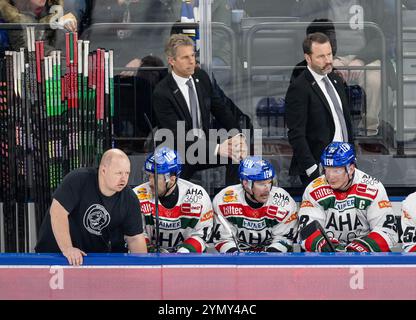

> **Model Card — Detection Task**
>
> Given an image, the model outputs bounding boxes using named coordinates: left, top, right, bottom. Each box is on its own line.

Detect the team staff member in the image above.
left=133, top=147, right=213, bottom=253
left=152, top=34, right=247, bottom=184
left=285, top=32, right=353, bottom=187
left=212, top=156, right=298, bottom=253
left=298, top=142, right=398, bottom=252
left=35, top=149, right=147, bottom=265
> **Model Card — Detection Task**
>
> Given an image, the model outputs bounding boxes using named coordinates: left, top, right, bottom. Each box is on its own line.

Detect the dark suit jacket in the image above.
left=285, top=68, right=353, bottom=177
left=152, top=67, right=241, bottom=177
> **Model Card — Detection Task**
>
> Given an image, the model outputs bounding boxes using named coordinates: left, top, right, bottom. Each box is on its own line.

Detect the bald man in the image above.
left=36, top=149, right=147, bottom=265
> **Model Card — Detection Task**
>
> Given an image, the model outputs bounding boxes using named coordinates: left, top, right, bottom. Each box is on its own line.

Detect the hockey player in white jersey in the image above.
left=299, top=142, right=398, bottom=252
left=401, top=192, right=416, bottom=252
left=133, top=147, right=213, bottom=253
left=212, top=156, right=298, bottom=253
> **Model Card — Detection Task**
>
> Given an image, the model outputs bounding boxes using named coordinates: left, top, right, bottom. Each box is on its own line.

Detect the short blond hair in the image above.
left=165, top=34, right=195, bottom=59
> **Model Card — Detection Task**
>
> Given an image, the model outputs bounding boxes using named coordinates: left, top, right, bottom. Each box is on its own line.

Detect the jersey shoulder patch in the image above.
left=135, top=186, right=151, bottom=201
left=300, top=200, right=314, bottom=208
left=378, top=200, right=392, bottom=209
left=312, top=176, right=326, bottom=188
left=284, top=211, right=298, bottom=224
left=403, top=209, right=412, bottom=220
left=223, top=189, right=238, bottom=203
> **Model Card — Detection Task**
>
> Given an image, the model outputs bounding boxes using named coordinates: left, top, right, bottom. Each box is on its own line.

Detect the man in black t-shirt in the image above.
left=35, top=149, right=147, bottom=265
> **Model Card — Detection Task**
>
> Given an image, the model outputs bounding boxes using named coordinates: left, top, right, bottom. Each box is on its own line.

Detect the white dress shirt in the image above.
left=305, top=66, right=345, bottom=177
left=172, top=71, right=201, bottom=127
left=307, top=66, right=344, bottom=142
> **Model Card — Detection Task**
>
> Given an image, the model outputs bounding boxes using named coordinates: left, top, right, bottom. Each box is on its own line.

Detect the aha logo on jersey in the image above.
left=136, top=187, right=151, bottom=201
left=272, top=193, right=289, bottom=206
left=181, top=203, right=202, bottom=215
left=223, top=189, right=238, bottom=203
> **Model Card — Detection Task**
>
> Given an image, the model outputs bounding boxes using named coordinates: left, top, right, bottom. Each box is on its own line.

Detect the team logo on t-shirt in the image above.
left=83, top=204, right=111, bottom=235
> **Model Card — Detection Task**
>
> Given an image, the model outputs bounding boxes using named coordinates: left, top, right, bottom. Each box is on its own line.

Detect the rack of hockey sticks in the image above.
left=0, top=27, right=114, bottom=252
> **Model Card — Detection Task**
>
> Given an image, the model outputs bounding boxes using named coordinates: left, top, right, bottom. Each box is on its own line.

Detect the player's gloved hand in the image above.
left=147, top=244, right=169, bottom=253
left=320, top=238, right=345, bottom=252
left=329, top=238, right=347, bottom=252
left=345, top=241, right=370, bottom=253
left=225, top=247, right=239, bottom=253
left=266, top=247, right=281, bottom=253
left=176, top=246, right=191, bottom=253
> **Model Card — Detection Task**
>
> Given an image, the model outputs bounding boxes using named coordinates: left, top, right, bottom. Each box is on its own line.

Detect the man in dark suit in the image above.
left=285, top=32, right=353, bottom=188
left=152, top=34, right=247, bottom=184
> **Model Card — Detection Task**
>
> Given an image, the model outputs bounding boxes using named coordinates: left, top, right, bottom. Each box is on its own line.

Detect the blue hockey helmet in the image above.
left=320, top=142, right=356, bottom=167
left=144, top=147, right=182, bottom=176
left=239, top=156, right=275, bottom=181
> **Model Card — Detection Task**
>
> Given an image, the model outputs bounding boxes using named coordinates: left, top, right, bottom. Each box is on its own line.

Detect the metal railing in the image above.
left=244, top=21, right=388, bottom=141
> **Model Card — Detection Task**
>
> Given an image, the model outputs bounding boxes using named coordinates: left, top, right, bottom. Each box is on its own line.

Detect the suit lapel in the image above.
left=167, top=74, right=193, bottom=126
left=305, top=69, right=332, bottom=115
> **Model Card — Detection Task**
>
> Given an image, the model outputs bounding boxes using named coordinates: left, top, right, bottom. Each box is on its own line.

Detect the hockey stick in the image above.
left=143, top=113, right=160, bottom=253
left=299, top=220, right=335, bottom=252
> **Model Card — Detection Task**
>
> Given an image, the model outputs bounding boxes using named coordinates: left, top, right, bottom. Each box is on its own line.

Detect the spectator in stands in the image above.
left=90, top=0, right=179, bottom=71
left=35, top=149, right=147, bottom=265
left=153, top=34, right=248, bottom=184
left=285, top=32, right=353, bottom=188
left=212, top=156, right=298, bottom=253
left=235, top=0, right=296, bottom=17
left=294, top=0, right=395, bottom=136
left=298, top=141, right=398, bottom=252
left=401, top=191, right=416, bottom=252
left=0, top=0, right=77, bottom=52
left=133, top=147, right=213, bottom=253
left=64, top=0, right=93, bottom=34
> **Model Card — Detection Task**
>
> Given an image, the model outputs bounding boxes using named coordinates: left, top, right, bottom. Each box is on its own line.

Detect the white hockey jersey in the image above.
left=401, top=192, right=416, bottom=252
left=212, top=184, right=298, bottom=252
left=299, top=169, right=398, bottom=252
left=133, top=178, right=213, bottom=253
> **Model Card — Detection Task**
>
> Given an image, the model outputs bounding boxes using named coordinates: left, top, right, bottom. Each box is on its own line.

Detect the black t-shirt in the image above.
left=35, top=168, right=143, bottom=253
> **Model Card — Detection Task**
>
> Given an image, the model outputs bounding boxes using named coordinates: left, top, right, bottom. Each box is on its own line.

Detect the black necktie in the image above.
left=323, top=77, right=348, bottom=142
left=186, top=79, right=200, bottom=129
